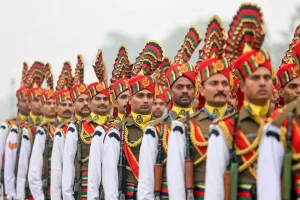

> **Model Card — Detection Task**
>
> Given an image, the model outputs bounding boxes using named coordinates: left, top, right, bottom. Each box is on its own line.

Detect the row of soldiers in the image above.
left=0, top=2, right=300, bottom=200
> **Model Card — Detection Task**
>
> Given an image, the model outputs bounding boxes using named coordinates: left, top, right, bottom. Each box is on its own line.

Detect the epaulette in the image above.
left=114, top=118, right=128, bottom=131
left=150, top=114, right=170, bottom=127
left=212, top=110, right=239, bottom=124
left=57, top=121, right=70, bottom=129
left=5, top=118, right=16, bottom=124
left=272, top=100, right=298, bottom=128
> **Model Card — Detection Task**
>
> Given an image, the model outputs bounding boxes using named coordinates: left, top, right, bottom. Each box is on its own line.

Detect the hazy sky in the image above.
left=0, top=0, right=299, bottom=102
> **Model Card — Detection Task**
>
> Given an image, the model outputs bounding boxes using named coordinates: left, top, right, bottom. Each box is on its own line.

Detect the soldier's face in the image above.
left=29, top=97, right=42, bottom=115
left=17, top=97, right=29, bottom=115
left=151, top=98, right=165, bottom=118
left=74, top=94, right=91, bottom=117
left=241, top=67, right=273, bottom=106
left=57, top=100, right=73, bottom=119
left=42, top=99, right=57, bottom=118
left=200, top=74, right=230, bottom=107
left=89, top=93, right=110, bottom=116
left=171, top=76, right=195, bottom=108
left=279, top=77, right=300, bottom=104
left=129, top=89, right=153, bottom=115
left=116, top=90, right=129, bottom=114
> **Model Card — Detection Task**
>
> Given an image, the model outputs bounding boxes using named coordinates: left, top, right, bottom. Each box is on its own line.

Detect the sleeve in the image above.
left=87, top=125, right=106, bottom=200
left=0, top=122, right=8, bottom=177
left=28, top=126, right=46, bottom=199
left=16, top=127, right=32, bottom=199
left=4, top=125, right=18, bottom=200
left=204, top=124, right=229, bottom=200
left=62, top=123, right=77, bottom=200
left=257, top=123, right=284, bottom=200
left=50, top=128, right=66, bottom=200
left=166, top=120, right=186, bottom=200
left=102, top=128, right=120, bottom=200
left=137, top=125, right=158, bottom=200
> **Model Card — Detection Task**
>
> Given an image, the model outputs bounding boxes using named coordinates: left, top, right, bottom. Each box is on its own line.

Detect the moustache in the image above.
left=63, top=110, right=72, bottom=115
left=81, top=105, right=90, bottom=111
left=97, top=104, right=108, bottom=109
left=214, top=92, right=226, bottom=98
left=180, top=95, right=191, bottom=99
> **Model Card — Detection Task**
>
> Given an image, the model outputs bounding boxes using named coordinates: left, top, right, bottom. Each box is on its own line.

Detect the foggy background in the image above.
left=0, top=0, right=299, bottom=121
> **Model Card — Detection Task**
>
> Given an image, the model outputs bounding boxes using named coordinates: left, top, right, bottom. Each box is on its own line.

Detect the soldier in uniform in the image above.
left=2, top=63, right=29, bottom=200
left=62, top=51, right=112, bottom=200
left=50, top=62, right=74, bottom=200
left=102, top=40, right=164, bottom=200
left=110, top=45, right=130, bottom=121
left=257, top=30, right=300, bottom=200
left=27, top=63, right=73, bottom=199
left=204, top=4, right=274, bottom=199
left=51, top=60, right=86, bottom=200
left=138, top=27, right=202, bottom=199
left=11, top=62, right=45, bottom=200
left=166, top=15, right=233, bottom=200
left=151, top=89, right=167, bottom=119
left=88, top=46, right=131, bottom=199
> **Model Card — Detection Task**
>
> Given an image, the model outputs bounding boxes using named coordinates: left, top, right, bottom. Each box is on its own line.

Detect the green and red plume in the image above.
left=140, top=40, right=165, bottom=75
left=93, top=49, right=106, bottom=82
left=225, top=3, right=264, bottom=60
left=132, top=47, right=147, bottom=76
left=21, top=62, right=28, bottom=87
left=125, top=64, right=133, bottom=79
left=56, top=61, right=73, bottom=91
left=198, top=15, right=226, bottom=64
left=44, top=63, right=54, bottom=90
left=25, top=61, right=45, bottom=88
left=111, top=45, right=129, bottom=83
left=73, top=54, right=84, bottom=85
left=174, top=25, right=202, bottom=64
left=154, top=57, right=171, bottom=88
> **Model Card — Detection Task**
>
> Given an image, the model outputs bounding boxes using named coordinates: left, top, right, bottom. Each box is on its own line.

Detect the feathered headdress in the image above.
left=197, top=15, right=232, bottom=85
left=231, top=3, right=274, bottom=81
left=40, top=63, right=55, bottom=105
left=16, top=62, right=29, bottom=100
left=87, top=49, right=110, bottom=100
left=276, top=25, right=300, bottom=89
left=55, top=61, right=73, bottom=105
left=131, top=40, right=164, bottom=77
left=111, top=45, right=130, bottom=84
left=166, top=25, right=202, bottom=87
left=26, top=61, right=45, bottom=102
left=111, top=45, right=131, bottom=101
left=70, top=54, right=87, bottom=102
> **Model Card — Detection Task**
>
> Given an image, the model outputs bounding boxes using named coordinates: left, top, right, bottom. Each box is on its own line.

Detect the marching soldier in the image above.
left=51, top=59, right=89, bottom=200
left=110, top=45, right=130, bottom=121
left=204, top=3, right=275, bottom=199
left=257, top=29, right=300, bottom=200
left=27, top=63, right=73, bottom=199
left=50, top=62, right=74, bottom=200
left=61, top=55, right=91, bottom=200
left=2, top=63, right=29, bottom=200
left=102, top=40, right=164, bottom=200
left=166, top=15, right=233, bottom=200
left=62, top=51, right=113, bottom=200
left=151, top=89, right=167, bottom=119
left=87, top=46, right=131, bottom=199
left=138, top=26, right=202, bottom=200
left=12, top=62, right=45, bottom=200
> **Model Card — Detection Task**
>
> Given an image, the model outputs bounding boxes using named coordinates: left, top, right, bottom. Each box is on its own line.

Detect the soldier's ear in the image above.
left=240, top=81, right=245, bottom=93
left=199, top=84, right=204, bottom=97
left=278, top=88, right=284, bottom=97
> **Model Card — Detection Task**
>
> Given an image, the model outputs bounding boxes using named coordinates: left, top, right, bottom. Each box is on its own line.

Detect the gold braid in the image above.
left=124, top=126, right=142, bottom=148
left=80, top=123, right=93, bottom=145
left=190, top=121, right=207, bottom=165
